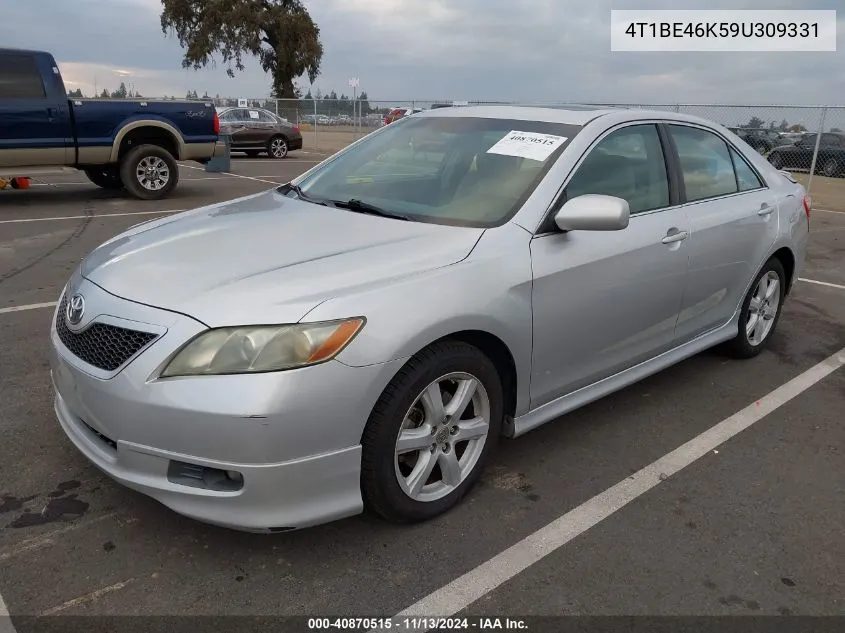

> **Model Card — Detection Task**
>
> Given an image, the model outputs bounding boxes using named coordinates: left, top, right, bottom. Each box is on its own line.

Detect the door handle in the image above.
left=758, top=204, right=774, bottom=216
left=661, top=230, right=689, bottom=244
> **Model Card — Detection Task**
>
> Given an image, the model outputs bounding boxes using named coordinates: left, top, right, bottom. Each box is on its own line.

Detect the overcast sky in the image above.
left=0, top=0, right=842, bottom=108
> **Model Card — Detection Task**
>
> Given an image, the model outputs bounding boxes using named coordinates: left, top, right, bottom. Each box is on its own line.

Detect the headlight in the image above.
left=159, top=318, right=365, bottom=377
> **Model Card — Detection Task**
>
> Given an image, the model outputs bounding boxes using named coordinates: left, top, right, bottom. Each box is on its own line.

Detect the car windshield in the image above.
left=289, top=116, right=581, bottom=228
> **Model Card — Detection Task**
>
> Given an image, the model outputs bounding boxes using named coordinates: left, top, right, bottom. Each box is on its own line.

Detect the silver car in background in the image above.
left=49, top=105, right=810, bottom=532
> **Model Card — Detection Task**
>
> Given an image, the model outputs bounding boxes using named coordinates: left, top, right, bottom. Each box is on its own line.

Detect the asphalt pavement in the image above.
left=0, top=154, right=843, bottom=630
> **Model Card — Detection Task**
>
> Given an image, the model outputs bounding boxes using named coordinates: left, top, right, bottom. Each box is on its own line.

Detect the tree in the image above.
left=100, top=89, right=110, bottom=99
left=744, top=116, right=765, bottom=129
left=111, top=82, right=128, bottom=99
left=359, top=91, right=370, bottom=115
left=160, top=0, right=323, bottom=99
left=67, top=88, right=84, bottom=98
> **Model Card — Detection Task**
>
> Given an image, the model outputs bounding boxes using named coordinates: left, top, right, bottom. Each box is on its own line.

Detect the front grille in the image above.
left=55, top=295, right=158, bottom=371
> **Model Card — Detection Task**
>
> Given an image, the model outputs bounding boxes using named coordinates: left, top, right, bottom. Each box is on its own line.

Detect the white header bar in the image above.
left=611, top=10, right=837, bottom=52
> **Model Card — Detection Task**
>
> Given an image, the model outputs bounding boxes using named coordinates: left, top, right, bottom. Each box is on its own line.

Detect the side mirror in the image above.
left=554, top=194, right=630, bottom=232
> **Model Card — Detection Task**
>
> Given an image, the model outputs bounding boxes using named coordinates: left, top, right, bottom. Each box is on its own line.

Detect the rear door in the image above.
left=0, top=52, right=72, bottom=168
left=667, top=123, right=778, bottom=345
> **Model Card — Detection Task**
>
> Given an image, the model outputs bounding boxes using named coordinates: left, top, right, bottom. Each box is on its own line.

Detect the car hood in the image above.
left=81, top=190, right=485, bottom=326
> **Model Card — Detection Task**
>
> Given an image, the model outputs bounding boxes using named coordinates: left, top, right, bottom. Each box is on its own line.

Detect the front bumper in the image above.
left=49, top=275, right=404, bottom=531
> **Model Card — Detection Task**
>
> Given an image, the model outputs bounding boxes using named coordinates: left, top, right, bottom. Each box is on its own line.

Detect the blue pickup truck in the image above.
left=0, top=48, right=220, bottom=200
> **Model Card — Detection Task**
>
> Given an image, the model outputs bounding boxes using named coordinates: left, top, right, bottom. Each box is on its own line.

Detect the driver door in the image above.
left=529, top=123, right=691, bottom=408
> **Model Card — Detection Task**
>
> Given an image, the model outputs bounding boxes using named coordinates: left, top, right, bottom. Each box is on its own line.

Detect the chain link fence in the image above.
left=209, top=98, right=844, bottom=210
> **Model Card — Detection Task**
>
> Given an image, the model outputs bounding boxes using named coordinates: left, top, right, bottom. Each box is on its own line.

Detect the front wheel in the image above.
left=267, top=136, right=288, bottom=159
left=725, top=258, right=786, bottom=359
left=119, top=144, right=179, bottom=200
left=361, top=341, right=504, bottom=523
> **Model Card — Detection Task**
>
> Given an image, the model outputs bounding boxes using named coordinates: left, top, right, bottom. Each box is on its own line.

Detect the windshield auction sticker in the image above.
left=486, top=131, right=568, bottom=161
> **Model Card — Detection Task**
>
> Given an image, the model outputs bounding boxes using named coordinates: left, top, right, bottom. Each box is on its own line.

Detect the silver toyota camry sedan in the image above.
left=49, top=105, right=810, bottom=532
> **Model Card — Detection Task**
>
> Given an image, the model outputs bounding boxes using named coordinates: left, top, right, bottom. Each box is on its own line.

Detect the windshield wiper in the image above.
left=278, top=182, right=330, bottom=206
left=329, top=199, right=411, bottom=221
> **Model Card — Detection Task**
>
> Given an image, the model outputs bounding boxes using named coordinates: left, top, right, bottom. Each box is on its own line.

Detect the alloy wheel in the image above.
left=394, top=372, right=491, bottom=503
left=746, top=271, right=781, bottom=346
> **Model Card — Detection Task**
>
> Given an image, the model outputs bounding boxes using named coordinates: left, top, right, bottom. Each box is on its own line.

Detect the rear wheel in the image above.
left=821, top=158, right=840, bottom=178
left=361, top=341, right=504, bottom=523
left=119, top=144, right=179, bottom=200
left=84, top=166, right=123, bottom=190
left=725, top=258, right=786, bottom=359
left=267, top=136, right=288, bottom=159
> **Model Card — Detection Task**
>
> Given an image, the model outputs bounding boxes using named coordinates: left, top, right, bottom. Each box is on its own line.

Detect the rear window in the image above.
left=0, top=54, right=46, bottom=99
left=295, top=116, right=583, bottom=228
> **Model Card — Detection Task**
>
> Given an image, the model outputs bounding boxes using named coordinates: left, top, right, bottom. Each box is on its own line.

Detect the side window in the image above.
left=258, top=110, right=277, bottom=124
left=669, top=125, right=738, bottom=202
left=565, top=124, right=669, bottom=214
left=729, top=147, right=764, bottom=192
left=0, top=54, right=47, bottom=99
left=821, top=134, right=841, bottom=147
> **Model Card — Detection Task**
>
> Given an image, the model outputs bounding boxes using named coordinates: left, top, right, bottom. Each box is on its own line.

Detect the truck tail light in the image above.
left=802, top=195, right=811, bottom=221
left=213, top=110, right=220, bottom=135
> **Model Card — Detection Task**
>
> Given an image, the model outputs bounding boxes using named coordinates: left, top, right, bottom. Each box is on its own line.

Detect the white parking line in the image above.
left=0, top=302, right=56, bottom=315
left=178, top=162, right=281, bottom=185
left=39, top=579, right=133, bottom=616
left=0, top=513, right=121, bottom=563
left=799, top=277, right=845, bottom=290
left=381, top=346, right=845, bottom=631
left=0, top=209, right=183, bottom=224
left=814, top=208, right=844, bottom=214
left=230, top=158, right=323, bottom=163
left=0, top=593, right=12, bottom=633
left=27, top=178, right=228, bottom=187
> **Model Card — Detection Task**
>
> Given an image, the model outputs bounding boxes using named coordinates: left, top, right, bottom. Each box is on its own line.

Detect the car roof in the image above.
left=414, top=104, right=749, bottom=132
left=415, top=104, right=624, bottom=126
left=0, top=47, right=50, bottom=57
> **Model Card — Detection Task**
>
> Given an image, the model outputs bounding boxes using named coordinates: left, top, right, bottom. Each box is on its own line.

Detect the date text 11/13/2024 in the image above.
left=307, top=617, right=529, bottom=630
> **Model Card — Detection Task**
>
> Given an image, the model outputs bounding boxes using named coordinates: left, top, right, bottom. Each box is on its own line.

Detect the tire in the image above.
left=768, top=152, right=783, bottom=169
left=267, top=136, right=288, bottom=159
left=821, top=158, right=840, bottom=178
left=361, top=341, right=504, bottom=523
left=84, top=166, right=124, bottom=190
left=725, top=258, right=787, bottom=359
left=119, top=144, right=179, bottom=200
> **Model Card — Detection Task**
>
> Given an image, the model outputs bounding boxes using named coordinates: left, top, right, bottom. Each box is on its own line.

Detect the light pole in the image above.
left=348, top=76, right=360, bottom=137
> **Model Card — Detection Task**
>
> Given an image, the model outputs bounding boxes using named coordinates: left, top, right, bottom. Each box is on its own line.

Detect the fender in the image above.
left=108, top=116, right=186, bottom=162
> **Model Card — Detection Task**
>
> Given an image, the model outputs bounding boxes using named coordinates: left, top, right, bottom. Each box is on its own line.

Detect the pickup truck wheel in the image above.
left=120, top=145, right=179, bottom=200
left=84, top=167, right=124, bottom=190
left=268, top=136, right=288, bottom=159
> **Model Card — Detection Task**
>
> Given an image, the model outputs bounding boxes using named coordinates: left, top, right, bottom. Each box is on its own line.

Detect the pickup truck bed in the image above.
left=0, top=48, right=220, bottom=200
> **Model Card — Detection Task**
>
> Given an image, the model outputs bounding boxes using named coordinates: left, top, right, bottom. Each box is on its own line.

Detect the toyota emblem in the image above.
left=66, top=294, right=85, bottom=326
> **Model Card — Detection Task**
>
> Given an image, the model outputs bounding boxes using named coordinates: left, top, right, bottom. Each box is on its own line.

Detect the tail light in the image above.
left=293, top=125, right=300, bottom=133
left=212, top=110, right=220, bottom=135
left=802, top=195, right=811, bottom=220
